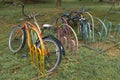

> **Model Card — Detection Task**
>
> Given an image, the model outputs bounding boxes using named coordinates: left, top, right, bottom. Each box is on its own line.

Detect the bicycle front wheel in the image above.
left=8, top=25, right=26, bottom=53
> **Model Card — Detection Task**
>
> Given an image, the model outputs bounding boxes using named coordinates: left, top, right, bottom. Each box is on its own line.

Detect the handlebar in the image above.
left=21, top=4, right=44, bottom=20
left=60, top=8, right=89, bottom=22
left=61, top=8, right=88, bottom=18
left=22, top=4, right=27, bottom=17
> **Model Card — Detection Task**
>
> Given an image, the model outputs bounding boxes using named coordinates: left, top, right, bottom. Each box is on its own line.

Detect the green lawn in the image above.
left=0, top=2, right=120, bottom=80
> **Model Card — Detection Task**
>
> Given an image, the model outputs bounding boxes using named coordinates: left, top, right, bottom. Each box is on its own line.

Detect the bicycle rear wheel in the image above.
left=36, top=36, right=62, bottom=73
left=8, top=25, right=26, bottom=53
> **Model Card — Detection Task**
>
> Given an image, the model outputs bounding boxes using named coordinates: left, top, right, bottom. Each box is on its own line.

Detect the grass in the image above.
left=0, top=1, right=120, bottom=80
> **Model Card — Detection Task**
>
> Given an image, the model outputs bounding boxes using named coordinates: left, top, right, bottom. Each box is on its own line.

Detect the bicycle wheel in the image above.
left=36, top=36, right=62, bottom=73
left=8, top=25, right=26, bottom=53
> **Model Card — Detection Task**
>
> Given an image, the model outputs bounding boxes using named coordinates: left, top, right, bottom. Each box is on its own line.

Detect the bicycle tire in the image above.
left=8, top=25, right=26, bottom=53
left=36, top=35, right=62, bottom=73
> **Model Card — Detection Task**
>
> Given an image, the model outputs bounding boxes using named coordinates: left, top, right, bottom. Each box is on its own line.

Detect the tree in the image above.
left=56, top=0, right=62, bottom=7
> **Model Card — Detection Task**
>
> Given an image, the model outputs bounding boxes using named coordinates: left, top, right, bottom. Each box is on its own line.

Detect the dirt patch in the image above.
left=107, top=46, right=120, bottom=56
left=78, top=39, right=120, bottom=56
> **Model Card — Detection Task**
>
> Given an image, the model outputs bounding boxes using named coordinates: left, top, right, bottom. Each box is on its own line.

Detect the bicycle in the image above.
left=8, top=4, right=64, bottom=73
left=61, top=8, right=94, bottom=44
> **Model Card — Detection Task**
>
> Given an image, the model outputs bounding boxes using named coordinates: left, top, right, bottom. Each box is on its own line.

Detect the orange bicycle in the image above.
left=8, top=4, right=64, bottom=73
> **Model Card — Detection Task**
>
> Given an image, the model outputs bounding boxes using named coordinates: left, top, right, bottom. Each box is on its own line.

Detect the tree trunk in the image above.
left=99, top=0, right=103, bottom=2
left=56, top=0, right=61, bottom=7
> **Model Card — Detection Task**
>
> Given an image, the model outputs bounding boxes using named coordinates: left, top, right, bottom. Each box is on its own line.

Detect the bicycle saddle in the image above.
left=43, top=24, right=52, bottom=28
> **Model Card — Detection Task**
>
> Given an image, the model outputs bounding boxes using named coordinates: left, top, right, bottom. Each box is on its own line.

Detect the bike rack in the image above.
left=80, top=15, right=120, bottom=53
left=99, top=10, right=120, bottom=53
left=56, top=17, right=79, bottom=62
left=81, top=17, right=107, bottom=51
left=30, top=44, right=45, bottom=76
left=28, top=30, right=45, bottom=76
